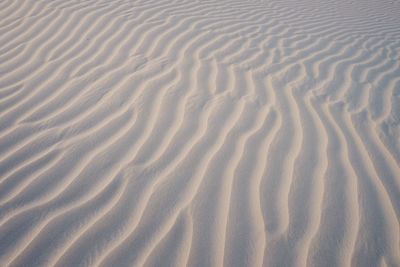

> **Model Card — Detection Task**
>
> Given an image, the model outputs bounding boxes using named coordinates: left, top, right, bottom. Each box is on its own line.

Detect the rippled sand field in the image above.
left=0, top=0, right=400, bottom=266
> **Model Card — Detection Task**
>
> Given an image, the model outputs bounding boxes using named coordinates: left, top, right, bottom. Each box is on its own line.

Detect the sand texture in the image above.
left=0, top=0, right=400, bottom=266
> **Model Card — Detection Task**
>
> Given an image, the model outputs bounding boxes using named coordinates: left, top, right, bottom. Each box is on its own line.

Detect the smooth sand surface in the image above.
left=0, top=0, right=400, bottom=266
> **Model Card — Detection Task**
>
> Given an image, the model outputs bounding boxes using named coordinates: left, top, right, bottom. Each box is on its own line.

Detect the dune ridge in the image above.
left=1, top=0, right=400, bottom=266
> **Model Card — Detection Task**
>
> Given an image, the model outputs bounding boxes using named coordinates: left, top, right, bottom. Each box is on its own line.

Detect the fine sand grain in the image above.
left=0, top=0, right=400, bottom=266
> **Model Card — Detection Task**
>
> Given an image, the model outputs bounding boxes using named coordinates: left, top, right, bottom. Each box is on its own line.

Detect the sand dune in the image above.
left=1, top=0, right=400, bottom=266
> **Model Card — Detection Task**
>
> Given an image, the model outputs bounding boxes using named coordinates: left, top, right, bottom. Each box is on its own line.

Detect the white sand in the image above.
left=0, top=0, right=400, bottom=266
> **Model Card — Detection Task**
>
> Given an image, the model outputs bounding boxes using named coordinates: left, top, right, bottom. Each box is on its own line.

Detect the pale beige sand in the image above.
left=0, top=0, right=400, bottom=266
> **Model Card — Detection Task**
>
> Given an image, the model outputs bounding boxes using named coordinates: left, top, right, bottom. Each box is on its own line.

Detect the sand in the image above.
left=0, top=0, right=400, bottom=266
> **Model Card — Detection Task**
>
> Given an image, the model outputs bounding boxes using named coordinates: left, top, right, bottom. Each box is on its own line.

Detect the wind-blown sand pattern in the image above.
left=0, top=0, right=400, bottom=266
